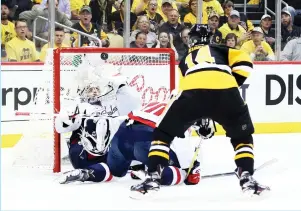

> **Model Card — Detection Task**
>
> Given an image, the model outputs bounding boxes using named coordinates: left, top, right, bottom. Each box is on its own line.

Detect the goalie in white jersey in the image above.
left=55, top=69, right=141, bottom=170
left=58, top=100, right=216, bottom=186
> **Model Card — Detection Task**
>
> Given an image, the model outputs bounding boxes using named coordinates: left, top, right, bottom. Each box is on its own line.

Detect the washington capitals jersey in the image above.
left=127, top=102, right=167, bottom=128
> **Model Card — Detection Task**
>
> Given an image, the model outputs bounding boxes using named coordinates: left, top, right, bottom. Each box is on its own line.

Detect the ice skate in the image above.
left=129, top=172, right=160, bottom=199
left=59, top=169, right=92, bottom=184
left=239, top=171, right=270, bottom=196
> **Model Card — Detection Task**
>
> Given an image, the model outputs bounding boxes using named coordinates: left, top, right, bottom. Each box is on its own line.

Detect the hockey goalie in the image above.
left=55, top=56, right=141, bottom=169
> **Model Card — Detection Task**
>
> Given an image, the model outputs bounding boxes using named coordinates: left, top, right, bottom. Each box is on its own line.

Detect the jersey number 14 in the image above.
left=185, top=46, right=216, bottom=69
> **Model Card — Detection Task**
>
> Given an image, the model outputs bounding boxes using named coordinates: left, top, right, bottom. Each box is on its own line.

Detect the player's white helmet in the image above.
left=81, top=118, right=112, bottom=156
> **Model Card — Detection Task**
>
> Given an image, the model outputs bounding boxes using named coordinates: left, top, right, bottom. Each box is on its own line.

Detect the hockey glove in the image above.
left=195, top=118, right=216, bottom=139
left=184, top=161, right=201, bottom=185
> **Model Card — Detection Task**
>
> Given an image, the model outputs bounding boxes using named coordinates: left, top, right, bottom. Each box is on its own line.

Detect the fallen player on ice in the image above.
left=57, top=100, right=215, bottom=187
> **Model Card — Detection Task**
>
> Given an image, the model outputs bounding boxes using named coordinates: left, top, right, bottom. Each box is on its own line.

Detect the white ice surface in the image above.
left=2, top=133, right=301, bottom=210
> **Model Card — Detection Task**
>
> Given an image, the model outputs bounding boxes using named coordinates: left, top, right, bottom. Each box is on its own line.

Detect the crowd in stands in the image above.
left=1, top=0, right=301, bottom=62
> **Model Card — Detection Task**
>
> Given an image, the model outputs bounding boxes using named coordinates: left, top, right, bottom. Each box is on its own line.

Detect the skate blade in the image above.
left=129, top=189, right=159, bottom=200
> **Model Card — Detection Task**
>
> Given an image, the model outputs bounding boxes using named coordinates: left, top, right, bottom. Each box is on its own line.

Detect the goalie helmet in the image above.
left=82, top=82, right=103, bottom=105
left=81, top=118, right=112, bottom=156
left=75, top=53, right=124, bottom=103
left=188, top=24, right=213, bottom=47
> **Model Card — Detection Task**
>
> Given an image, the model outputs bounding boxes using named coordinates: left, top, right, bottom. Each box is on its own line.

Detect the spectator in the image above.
left=131, top=0, right=177, bottom=18
left=281, top=10, right=301, bottom=50
left=183, top=0, right=197, bottom=28
left=219, top=0, right=254, bottom=32
left=282, top=6, right=296, bottom=23
left=4, top=0, right=33, bottom=20
left=130, top=31, right=148, bottom=48
left=137, top=0, right=164, bottom=33
left=19, top=0, right=72, bottom=47
left=153, top=31, right=179, bottom=60
left=1, top=3, right=16, bottom=47
left=176, top=0, right=189, bottom=22
left=177, top=27, right=189, bottom=60
left=160, top=0, right=179, bottom=23
left=240, top=27, right=275, bottom=61
left=202, top=0, right=224, bottom=24
left=260, top=14, right=275, bottom=49
left=208, top=11, right=222, bottom=44
left=5, top=19, right=39, bottom=62
left=130, top=16, right=157, bottom=48
left=280, top=37, right=301, bottom=61
left=107, top=0, right=133, bottom=24
left=225, top=33, right=237, bottom=48
left=71, top=5, right=109, bottom=47
left=108, top=0, right=137, bottom=36
left=39, top=27, right=69, bottom=62
left=40, top=0, right=71, bottom=19
left=158, top=9, right=185, bottom=50
left=70, top=0, right=91, bottom=20
left=219, top=10, right=249, bottom=48
left=89, top=0, right=107, bottom=27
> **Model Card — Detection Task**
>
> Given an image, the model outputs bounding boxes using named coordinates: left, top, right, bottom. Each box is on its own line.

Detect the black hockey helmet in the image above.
left=188, top=24, right=212, bottom=47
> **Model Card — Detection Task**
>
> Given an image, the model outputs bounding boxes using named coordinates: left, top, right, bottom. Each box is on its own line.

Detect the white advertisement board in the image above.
left=1, top=63, right=301, bottom=125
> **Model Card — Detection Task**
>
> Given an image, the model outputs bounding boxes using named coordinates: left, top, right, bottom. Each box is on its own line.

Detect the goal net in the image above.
left=12, top=47, right=176, bottom=172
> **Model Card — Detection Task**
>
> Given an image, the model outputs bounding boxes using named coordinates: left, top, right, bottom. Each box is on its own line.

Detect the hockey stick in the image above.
left=186, top=136, right=203, bottom=176
left=201, top=158, right=278, bottom=179
left=186, top=120, right=217, bottom=177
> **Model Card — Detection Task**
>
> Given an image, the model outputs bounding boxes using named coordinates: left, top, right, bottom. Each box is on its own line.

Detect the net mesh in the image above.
left=12, top=48, right=175, bottom=172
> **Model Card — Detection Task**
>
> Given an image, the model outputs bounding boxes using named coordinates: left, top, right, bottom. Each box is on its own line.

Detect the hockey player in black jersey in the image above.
left=130, top=24, right=270, bottom=198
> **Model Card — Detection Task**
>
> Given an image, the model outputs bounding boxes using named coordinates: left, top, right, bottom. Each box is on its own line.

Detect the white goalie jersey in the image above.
left=55, top=72, right=141, bottom=134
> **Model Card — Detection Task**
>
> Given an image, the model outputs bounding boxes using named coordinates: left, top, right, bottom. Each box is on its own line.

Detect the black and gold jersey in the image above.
left=178, top=44, right=253, bottom=90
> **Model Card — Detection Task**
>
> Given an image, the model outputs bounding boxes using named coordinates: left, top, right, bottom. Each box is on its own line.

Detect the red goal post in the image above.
left=51, top=48, right=176, bottom=172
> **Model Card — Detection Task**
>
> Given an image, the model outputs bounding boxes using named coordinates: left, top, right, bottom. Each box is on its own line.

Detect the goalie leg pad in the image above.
left=86, top=163, right=113, bottom=182
left=161, top=166, right=186, bottom=186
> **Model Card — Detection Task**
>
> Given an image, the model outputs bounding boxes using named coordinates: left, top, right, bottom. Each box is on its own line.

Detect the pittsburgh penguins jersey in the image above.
left=178, top=44, right=253, bottom=90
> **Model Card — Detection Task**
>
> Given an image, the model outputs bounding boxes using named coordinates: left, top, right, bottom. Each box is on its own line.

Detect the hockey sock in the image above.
left=86, top=163, right=113, bottom=182
left=161, top=166, right=186, bottom=186
left=231, top=136, right=254, bottom=175
left=148, top=140, right=170, bottom=173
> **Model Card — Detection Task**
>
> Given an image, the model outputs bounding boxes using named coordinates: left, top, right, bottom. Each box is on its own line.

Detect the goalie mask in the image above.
left=81, top=81, right=116, bottom=105
left=81, top=118, right=112, bottom=156
left=83, top=83, right=102, bottom=105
